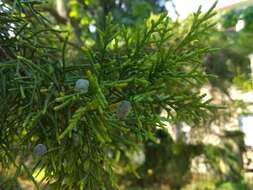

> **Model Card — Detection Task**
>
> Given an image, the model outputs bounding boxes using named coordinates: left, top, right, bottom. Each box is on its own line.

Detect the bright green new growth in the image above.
left=0, top=1, right=218, bottom=189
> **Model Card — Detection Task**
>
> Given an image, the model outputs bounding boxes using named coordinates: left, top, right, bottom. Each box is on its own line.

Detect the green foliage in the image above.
left=183, top=180, right=250, bottom=190
left=66, top=0, right=166, bottom=26
left=0, top=175, right=22, bottom=190
left=183, top=180, right=216, bottom=190
left=223, top=5, right=253, bottom=32
left=222, top=9, right=241, bottom=29
left=204, top=5, right=253, bottom=92
left=217, top=182, right=248, bottom=190
left=0, top=1, right=236, bottom=190
left=242, top=5, right=253, bottom=31
left=205, top=45, right=251, bottom=92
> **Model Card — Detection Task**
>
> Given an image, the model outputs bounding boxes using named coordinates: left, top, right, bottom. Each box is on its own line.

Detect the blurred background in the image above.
left=2, top=0, right=253, bottom=190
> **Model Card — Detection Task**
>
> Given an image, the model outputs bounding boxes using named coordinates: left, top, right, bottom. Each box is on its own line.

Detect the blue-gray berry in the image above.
left=75, top=79, right=89, bottom=93
left=33, top=144, right=47, bottom=156
left=116, top=100, right=132, bottom=120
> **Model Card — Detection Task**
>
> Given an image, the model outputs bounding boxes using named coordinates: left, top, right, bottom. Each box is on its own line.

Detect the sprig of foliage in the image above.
left=0, top=1, right=219, bottom=189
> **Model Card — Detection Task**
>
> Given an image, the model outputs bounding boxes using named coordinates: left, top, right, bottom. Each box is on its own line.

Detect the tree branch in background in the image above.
left=56, top=0, right=68, bottom=19
left=43, top=0, right=83, bottom=45
left=42, top=6, right=68, bottom=24
left=171, top=0, right=180, bottom=19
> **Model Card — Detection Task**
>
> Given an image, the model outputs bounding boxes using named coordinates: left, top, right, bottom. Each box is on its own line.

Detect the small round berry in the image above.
left=115, top=100, right=132, bottom=120
left=33, top=144, right=47, bottom=156
left=75, top=79, right=89, bottom=93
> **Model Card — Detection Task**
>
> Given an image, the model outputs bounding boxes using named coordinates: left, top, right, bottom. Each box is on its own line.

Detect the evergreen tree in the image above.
left=0, top=1, right=225, bottom=189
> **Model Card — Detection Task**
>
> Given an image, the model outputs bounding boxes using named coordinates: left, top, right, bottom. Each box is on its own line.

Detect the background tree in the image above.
left=205, top=5, right=253, bottom=93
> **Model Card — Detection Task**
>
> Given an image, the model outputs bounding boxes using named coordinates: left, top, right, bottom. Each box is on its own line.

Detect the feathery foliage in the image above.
left=0, top=1, right=220, bottom=189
